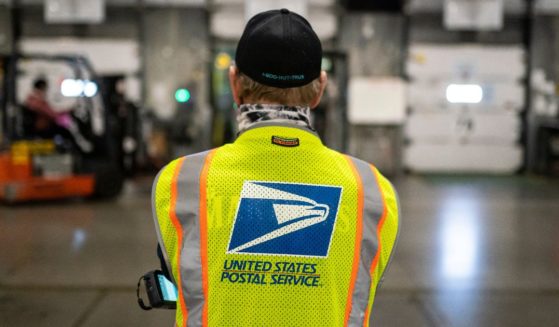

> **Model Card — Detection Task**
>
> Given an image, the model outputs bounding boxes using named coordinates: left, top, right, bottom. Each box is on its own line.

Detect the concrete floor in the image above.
left=1, top=174, right=558, bottom=326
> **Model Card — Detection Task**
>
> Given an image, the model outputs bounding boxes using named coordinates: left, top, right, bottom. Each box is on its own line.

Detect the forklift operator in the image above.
left=24, top=78, right=63, bottom=137
left=151, top=9, right=400, bottom=327
left=24, top=78, right=92, bottom=152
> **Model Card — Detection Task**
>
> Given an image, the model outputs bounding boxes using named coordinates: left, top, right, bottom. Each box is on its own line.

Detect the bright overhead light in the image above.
left=446, top=84, right=483, bottom=104
left=61, top=79, right=97, bottom=97
left=83, top=81, right=98, bottom=97
left=61, top=79, right=84, bottom=97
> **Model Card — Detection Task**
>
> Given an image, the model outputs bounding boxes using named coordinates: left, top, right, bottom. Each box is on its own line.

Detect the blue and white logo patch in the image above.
left=227, top=181, right=343, bottom=258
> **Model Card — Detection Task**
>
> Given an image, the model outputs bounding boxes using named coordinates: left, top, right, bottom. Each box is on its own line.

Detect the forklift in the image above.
left=0, top=54, right=123, bottom=203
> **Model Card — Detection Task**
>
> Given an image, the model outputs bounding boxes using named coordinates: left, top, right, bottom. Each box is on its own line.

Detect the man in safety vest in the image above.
left=152, top=8, right=400, bottom=327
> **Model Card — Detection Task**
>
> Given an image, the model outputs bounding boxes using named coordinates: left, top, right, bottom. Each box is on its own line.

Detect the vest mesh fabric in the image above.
left=153, top=124, right=400, bottom=327
left=206, top=126, right=357, bottom=326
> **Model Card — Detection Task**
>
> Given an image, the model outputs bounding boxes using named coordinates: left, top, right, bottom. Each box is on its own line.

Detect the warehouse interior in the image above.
left=1, top=0, right=559, bottom=326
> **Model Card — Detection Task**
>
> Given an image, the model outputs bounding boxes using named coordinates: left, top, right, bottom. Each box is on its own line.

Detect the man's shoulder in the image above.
left=342, top=153, right=368, bottom=166
left=157, top=148, right=218, bottom=174
left=182, top=148, right=216, bottom=160
left=336, top=152, right=375, bottom=173
left=341, top=153, right=396, bottom=187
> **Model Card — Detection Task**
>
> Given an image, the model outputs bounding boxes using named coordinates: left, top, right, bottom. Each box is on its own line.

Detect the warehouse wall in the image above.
left=0, top=5, right=212, bottom=153
left=18, top=6, right=139, bottom=39
left=527, top=15, right=559, bottom=171
left=336, top=11, right=559, bottom=175
left=408, top=13, right=559, bottom=84
left=2, top=6, right=211, bottom=118
left=554, top=17, right=559, bottom=80
left=143, top=8, right=210, bottom=119
left=1, top=4, right=558, bottom=170
left=338, top=13, right=405, bottom=175
left=409, top=14, right=524, bottom=44
left=532, top=15, right=559, bottom=81
left=143, top=8, right=211, bottom=151
left=339, top=13, right=405, bottom=77
left=0, top=5, right=12, bottom=54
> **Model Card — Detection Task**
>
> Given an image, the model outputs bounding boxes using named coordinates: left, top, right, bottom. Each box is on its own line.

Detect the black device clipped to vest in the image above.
left=137, top=270, right=177, bottom=310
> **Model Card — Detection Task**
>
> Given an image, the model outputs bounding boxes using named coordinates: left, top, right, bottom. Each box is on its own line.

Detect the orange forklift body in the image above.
left=0, top=144, right=95, bottom=203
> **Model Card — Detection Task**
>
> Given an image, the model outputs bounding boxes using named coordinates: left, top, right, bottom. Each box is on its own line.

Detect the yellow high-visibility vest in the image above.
left=152, top=123, right=400, bottom=327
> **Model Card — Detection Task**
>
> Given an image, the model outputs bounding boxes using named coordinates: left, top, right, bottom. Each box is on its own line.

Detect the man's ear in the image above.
left=309, top=71, right=328, bottom=109
left=229, top=66, right=242, bottom=105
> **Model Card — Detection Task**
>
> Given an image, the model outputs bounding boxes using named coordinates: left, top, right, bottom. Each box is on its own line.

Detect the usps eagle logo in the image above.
left=227, top=181, right=343, bottom=257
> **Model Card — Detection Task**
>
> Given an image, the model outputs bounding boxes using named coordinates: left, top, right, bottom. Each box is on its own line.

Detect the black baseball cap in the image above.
left=235, top=8, right=322, bottom=89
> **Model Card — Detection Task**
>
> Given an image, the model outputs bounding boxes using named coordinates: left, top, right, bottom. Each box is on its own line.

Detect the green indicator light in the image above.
left=175, top=88, right=191, bottom=103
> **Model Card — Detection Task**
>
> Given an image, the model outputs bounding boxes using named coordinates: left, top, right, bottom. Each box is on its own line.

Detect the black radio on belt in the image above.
left=137, top=270, right=177, bottom=310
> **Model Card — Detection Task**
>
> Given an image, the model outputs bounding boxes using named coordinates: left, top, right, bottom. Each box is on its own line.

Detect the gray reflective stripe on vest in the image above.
left=175, top=150, right=211, bottom=327
left=151, top=168, right=176, bottom=283
left=347, top=157, right=385, bottom=326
